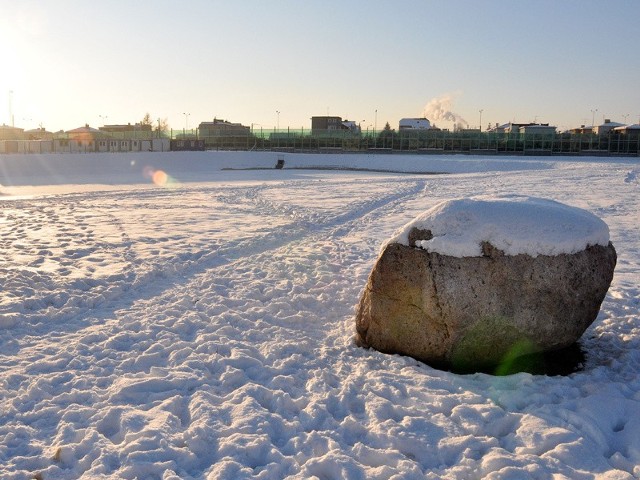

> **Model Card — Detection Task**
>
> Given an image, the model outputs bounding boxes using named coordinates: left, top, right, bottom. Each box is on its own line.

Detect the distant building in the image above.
left=0, top=124, right=25, bottom=140
left=59, top=125, right=168, bottom=152
left=568, top=125, right=593, bottom=135
left=486, top=123, right=508, bottom=133
left=65, top=124, right=107, bottom=150
left=519, top=124, right=556, bottom=135
left=341, top=120, right=361, bottom=134
left=612, top=124, right=640, bottom=137
left=594, top=119, right=624, bottom=135
left=486, top=123, right=505, bottom=133
left=24, top=127, right=54, bottom=140
left=311, top=116, right=344, bottom=135
left=488, top=123, right=556, bottom=135
left=197, top=119, right=250, bottom=149
left=198, top=119, right=250, bottom=137
left=399, top=118, right=431, bottom=130
left=96, top=138, right=166, bottom=152
left=99, top=123, right=153, bottom=138
left=311, top=116, right=360, bottom=135
left=170, top=139, right=205, bottom=151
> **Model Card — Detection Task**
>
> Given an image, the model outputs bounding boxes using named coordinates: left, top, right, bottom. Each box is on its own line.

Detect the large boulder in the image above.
left=355, top=196, right=617, bottom=372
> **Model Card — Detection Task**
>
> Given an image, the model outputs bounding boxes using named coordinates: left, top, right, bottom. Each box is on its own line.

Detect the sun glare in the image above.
left=0, top=14, right=28, bottom=65
left=0, top=9, right=48, bottom=125
left=0, top=24, right=25, bottom=124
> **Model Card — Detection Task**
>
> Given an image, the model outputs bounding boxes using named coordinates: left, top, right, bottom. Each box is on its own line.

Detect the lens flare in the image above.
left=152, top=170, right=168, bottom=186
left=142, top=165, right=179, bottom=188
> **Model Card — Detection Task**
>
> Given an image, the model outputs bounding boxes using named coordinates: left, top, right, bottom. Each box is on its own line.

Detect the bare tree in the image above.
left=156, top=118, right=169, bottom=133
left=140, top=113, right=168, bottom=133
left=141, top=113, right=153, bottom=127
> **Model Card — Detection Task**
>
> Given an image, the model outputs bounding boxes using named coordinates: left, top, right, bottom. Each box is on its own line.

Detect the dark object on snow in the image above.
left=275, top=156, right=285, bottom=169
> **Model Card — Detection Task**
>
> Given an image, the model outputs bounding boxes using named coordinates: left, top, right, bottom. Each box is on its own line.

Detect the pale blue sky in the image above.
left=1, top=0, right=638, bottom=132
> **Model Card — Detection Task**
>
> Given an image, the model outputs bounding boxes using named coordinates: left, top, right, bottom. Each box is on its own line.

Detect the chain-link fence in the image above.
left=185, top=128, right=640, bottom=156
left=1, top=128, right=639, bottom=155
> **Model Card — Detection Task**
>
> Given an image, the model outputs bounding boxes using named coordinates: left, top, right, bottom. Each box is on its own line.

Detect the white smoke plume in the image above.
left=423, top=93, right=468, bottom=128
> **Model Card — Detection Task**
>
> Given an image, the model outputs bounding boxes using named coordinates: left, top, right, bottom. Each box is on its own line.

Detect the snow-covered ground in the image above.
left=1, top=151, right=639, bottom=479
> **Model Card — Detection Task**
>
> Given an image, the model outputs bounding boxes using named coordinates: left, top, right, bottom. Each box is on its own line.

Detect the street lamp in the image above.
left=99, top=115, right=108, bottom=126
left=622, top=114, right=629, bottom=124
left=183, top=112, right=190, bottom=131
left=591, top=109, right=598, bottom=129
left=479, top=109, right=483, bottom=132
left=276, top=111, right=280, bottom=131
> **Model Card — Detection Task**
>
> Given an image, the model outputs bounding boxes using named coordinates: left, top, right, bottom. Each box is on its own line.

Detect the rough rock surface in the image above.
left=355, top=230, right=617, bottom=372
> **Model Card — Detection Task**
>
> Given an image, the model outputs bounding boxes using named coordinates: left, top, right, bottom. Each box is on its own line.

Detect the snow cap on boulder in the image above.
left=387, top=195, right=610, bottom=258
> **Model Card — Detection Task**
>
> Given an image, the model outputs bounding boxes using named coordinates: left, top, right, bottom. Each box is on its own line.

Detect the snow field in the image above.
left=0, top=152, right=639, bottom=479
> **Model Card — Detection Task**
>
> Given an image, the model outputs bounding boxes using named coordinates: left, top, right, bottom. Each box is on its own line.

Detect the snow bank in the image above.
left=388, top=195, right=611, bottom=257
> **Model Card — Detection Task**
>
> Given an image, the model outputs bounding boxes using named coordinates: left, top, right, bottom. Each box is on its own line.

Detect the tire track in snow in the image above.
left=79, top=178, right=439, bottom=479
left=0, top=178, right=426, bottom=357
left=0, top=177, right=430, bottom=478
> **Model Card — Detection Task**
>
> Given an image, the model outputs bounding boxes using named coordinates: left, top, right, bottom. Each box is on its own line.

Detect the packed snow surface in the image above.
left=1, top=151, right=639, bottom=479
left=389, top=195, right=611, bottom=257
